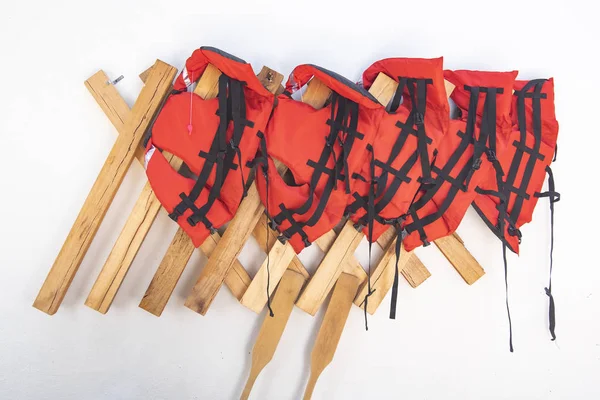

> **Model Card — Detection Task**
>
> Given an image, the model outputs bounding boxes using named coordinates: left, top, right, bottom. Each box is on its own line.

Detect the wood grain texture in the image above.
left=434, top=232, right=484, bottom=284
left=240, top=240, right=298, bottom=313
left=33, top=61, right=177, bottom=315
left=184, top=77, right=319, bottom=316
left=296, top=220, right=364, bottom=315
left=252, top=215, right=309, bottom=280
left=138, top=228, right=194, bottom=316
left=240, top=270, right=305, bottom=400
left=303, top=273, right=360, bottom=400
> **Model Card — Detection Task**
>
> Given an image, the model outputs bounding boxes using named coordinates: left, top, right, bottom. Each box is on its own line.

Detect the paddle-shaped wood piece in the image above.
left=240, top=270, right=305, bottom=400
left=33, top=60, right=177, bottom=315
left=184, top=77, right=332, bottom=316
left=138, top=66, right=284, bottom=317
left=303, top=273, right=360, bottom=400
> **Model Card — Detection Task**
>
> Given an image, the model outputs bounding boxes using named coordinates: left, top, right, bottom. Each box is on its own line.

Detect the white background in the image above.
left=1, top=0, right=599, bottom=399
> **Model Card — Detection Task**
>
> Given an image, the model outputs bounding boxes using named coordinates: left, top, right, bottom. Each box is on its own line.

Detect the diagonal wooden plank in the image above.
left=138, top=66, right=285, bottom=317
left=33, top=61, right=177, bottom=315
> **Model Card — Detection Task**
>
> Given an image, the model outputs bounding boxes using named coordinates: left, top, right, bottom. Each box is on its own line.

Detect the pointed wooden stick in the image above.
left=240, top=270, right=306, bottom=400
left=33, top=60, right=177, bottom=315
left=303, top=273, right=359, bottom=400
left=138, top=66, right=284, bottom=316
left=184, top=78, right=332, bottom=316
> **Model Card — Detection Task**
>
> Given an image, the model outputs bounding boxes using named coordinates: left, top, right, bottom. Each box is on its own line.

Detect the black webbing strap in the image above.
left=362, top=145, right=376, bottom=330
left=252, top=132, right=275, bottom=317
left=274, top=92, right=363, bottom=245
left=347, top=78, right=433, bottom=227
left=535, top=165, right=560, bottom=341
left=502, top=80, right=547, bottom=230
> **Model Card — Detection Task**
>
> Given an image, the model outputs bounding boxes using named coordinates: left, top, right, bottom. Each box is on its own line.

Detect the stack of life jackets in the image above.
left=396, top=70, right=559, bottom=350
left=254, top=64, right=382, bottom=253
left=345, top=57, right=450, bottom=320
left=471, top=78, right=560, bottom=341
left=145, top=47, right=276, bottom=247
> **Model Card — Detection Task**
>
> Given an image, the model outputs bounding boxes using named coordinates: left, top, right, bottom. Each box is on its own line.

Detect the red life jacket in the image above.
left=471, top=78, right=559, bottom=341
left=145, top=47, right=275, bottom=247
left=254, top=65, right=383, bottom=253
left=347, top=57, right=449, bottom=242
left=345, top=57, right=449, bottom=320
left=472, top=78, right=559, bottom=254
left=401, top=70, right=518, bottom=252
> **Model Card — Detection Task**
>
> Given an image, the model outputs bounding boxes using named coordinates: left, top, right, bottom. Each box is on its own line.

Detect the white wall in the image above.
left=1, top=0, right=599, bottom=399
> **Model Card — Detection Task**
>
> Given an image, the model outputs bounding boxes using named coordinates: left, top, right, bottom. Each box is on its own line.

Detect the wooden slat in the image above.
left=240, top=270, right=306, bottom=400
left=139, top=67, right=284, bottom=316
left=434, top=232, right=484, bottom=284
left=377, top=226, right=429, bottom=287
left=303, top=273, right=359, bottom=400
left=252, top=215, right=310, bottom=280
left=33, top=61, right=177, bottom=315
left=138, top=228, right=193, bottom=316
left=296, top=220, right=364, bottom=316
left=184, top=78, right=329, bottom=316
left=240, top=241, right=298, bottom=313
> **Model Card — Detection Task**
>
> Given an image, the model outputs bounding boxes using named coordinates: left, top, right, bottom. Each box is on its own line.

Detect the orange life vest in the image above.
left=345, top=57, right=449, bottom=319
left=472, top=78, right=559, bottom=341
left=347, top=57, right=448, bottom=241
left=401, top=70, right=518, bottom=252
left=254, top=65, right=383, bottom=253
left=145, top=47, right=275, bottom=247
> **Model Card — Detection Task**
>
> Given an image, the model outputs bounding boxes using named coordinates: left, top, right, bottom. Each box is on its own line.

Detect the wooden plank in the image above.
left=84, top=63, right=243, bottom=314
left=401, top=252, right=431, bottom=288
left=240, top=241, right=298, bottom=313
left=303, top=273, right=359, bottom=400
left=138, top=228, right=193, bottom=316
left=184, top=78, right=328, bottom=316
left=434, top=232, right=484, bottom=284
left=240, top=270, right=305, bottom=400
left=139, top=67, right=284, bottom=316
left=252, top=215, right=310, bottom=280
left=33, top=61, right=177, bottom=315
left=296, top=220, right=364, bottom=316
left=375, top=226, right=429, bottom=288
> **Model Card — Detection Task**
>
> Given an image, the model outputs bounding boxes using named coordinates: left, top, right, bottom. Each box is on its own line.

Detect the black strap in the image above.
left=535, top=165, right=560, bottom=341
left=362, top=145, right=376, bottom=330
